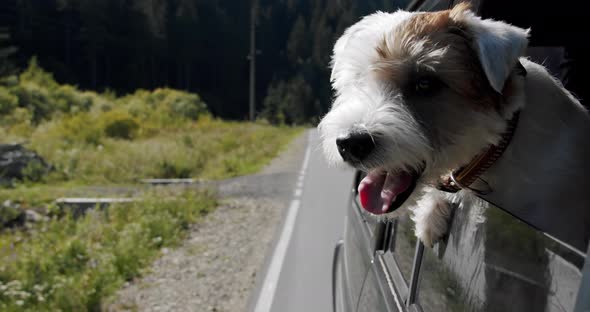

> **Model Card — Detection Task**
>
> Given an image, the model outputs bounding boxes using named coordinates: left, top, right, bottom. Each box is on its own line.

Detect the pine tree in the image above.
left=0, top=27, right=18, bottom=76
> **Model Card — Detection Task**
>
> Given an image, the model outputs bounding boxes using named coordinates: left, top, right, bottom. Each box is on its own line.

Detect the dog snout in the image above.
left=336, top=131, right=375, bottom=163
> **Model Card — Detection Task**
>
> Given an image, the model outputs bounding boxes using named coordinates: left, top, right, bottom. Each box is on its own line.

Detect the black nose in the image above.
left=336, top=132, right=375, bottom=162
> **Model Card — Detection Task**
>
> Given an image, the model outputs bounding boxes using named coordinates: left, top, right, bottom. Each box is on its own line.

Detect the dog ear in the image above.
left=450, top=4, right=529, bottom=93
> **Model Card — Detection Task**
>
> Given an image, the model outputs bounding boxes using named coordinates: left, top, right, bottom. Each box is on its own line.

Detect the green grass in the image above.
left=27, top=117, right=302, bottom=185
left=0, top=118, right=302, bottom=209
left=0, top=190, right=216, bottom=311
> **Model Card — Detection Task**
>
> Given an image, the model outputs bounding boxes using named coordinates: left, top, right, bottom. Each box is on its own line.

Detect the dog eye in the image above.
left=413, top=76, right=444, bottom=95
left=416, top=78, right=432, bottom=91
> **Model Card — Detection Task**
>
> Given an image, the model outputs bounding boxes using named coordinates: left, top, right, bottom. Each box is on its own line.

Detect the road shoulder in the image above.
left=107, top=131, right=308, bottom=312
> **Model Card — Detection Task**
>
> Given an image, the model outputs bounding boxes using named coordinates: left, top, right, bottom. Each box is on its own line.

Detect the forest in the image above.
left=0, top=0, right=409, bottom=124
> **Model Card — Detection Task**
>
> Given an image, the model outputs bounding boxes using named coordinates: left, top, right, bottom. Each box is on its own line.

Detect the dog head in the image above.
left=318, top=3, right=529, bottom=215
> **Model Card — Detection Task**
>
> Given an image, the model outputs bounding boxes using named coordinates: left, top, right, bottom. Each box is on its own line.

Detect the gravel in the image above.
left=107, top=131, right=308, bottom=312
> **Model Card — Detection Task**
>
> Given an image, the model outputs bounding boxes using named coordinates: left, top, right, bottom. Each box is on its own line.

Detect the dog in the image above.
left=318, top=3, right=590, bottom=248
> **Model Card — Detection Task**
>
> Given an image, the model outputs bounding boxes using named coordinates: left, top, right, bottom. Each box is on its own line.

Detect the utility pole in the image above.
left=248, top=0, right=258, bottom=121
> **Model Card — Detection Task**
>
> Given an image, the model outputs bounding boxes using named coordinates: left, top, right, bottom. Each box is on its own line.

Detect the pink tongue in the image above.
left=358, top=170, right=413, bottom=215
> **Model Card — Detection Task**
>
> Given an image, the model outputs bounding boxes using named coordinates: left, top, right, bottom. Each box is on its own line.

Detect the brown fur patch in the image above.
left=375, top=10, right=452, bottom=60
left=449, top=2, right=472, bottom=20
left=374, top=4, right=503, bottom=111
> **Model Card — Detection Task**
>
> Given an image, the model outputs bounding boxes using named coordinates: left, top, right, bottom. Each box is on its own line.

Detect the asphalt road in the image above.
left=249, top=129, right=355, bottom=312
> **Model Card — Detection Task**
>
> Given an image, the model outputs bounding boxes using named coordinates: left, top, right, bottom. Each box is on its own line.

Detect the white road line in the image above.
left=253, top=132, right=312, bottom=312
left=253, top=199, right=300, bottom=312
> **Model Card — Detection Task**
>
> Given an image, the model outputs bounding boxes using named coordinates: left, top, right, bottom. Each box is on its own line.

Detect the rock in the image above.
left=25, top=210, right=48, bottom=223
left=0, top=203, right=49, bottom=229
left=0, top=144, right=52, bottom=185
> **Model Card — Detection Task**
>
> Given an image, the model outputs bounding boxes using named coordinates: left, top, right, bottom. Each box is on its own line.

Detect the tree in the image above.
left=0, top=27, right=18, bottom=77
left=286, top=15, right=308, bottom=64
left=262, top=74, right=313, bottom=125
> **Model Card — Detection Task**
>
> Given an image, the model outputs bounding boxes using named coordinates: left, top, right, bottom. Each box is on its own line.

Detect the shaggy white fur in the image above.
left=318, top=6, right=590, bottom=247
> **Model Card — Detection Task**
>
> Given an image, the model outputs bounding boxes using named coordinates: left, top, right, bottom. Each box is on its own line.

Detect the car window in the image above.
left=377, top=212, right=417, bottom=305
left=347, top=195, right=376, bottom=308
left=358, top=265, right=393, bottom=312
left=390, top=213, right=417, bottom=283
left=415, top=198, right=584, bottom=312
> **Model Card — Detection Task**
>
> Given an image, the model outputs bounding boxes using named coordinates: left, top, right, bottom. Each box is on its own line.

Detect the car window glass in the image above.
left=358, top=265, right=391, bottom=312
left=346, top=198, right=375, bottom=306
left=390, top=213, right=417, bottom=282
left=416, top=198, right=584, bottom=312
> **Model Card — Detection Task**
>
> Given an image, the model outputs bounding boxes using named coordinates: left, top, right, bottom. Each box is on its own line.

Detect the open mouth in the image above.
left=358, top=169, right=420, bottom=215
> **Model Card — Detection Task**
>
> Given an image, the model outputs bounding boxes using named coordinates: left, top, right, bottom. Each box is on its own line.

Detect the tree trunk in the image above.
left=90, top=49, right=97, bottom=89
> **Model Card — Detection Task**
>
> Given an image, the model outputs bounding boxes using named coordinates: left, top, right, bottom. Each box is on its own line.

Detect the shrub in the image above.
left=0, top=203, right=23, bottom=226
left=1, top=59, right=210, bottom=130
left=54, top=113, right=103, bottom=145
left=121, top=88, right=208, bottom=126
left=85, top=91, right=113, bottom=113
left=10, top=84, right=54, bottom=123
left=19, top=57, right=58, bottom=89
left=156, top=160, right=192, bottom=179
left=1, top=107, right=34, bottom=137
left=0, top=75, right=18, bottom=87
left=0, top=86, right=18, bottom=114
left=52, top=85, right=93, bottom=114
left=99, top=110, right=139, bottom=140
left=21, top=160, right=50, bottom=183
left=166, top=92, right=206, bottom=120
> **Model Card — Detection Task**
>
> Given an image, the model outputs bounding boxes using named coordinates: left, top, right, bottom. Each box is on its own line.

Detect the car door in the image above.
left=333, top=170, right=380, bottom=312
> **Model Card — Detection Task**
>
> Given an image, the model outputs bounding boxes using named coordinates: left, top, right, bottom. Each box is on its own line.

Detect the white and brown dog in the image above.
left=319, top=3, right=590, bottom=248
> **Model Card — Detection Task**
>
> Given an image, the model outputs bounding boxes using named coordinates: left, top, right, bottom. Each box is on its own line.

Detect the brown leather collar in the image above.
left=437, top=61, right=526, bottom=194
left=437, top=110, right=520, bottom=194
